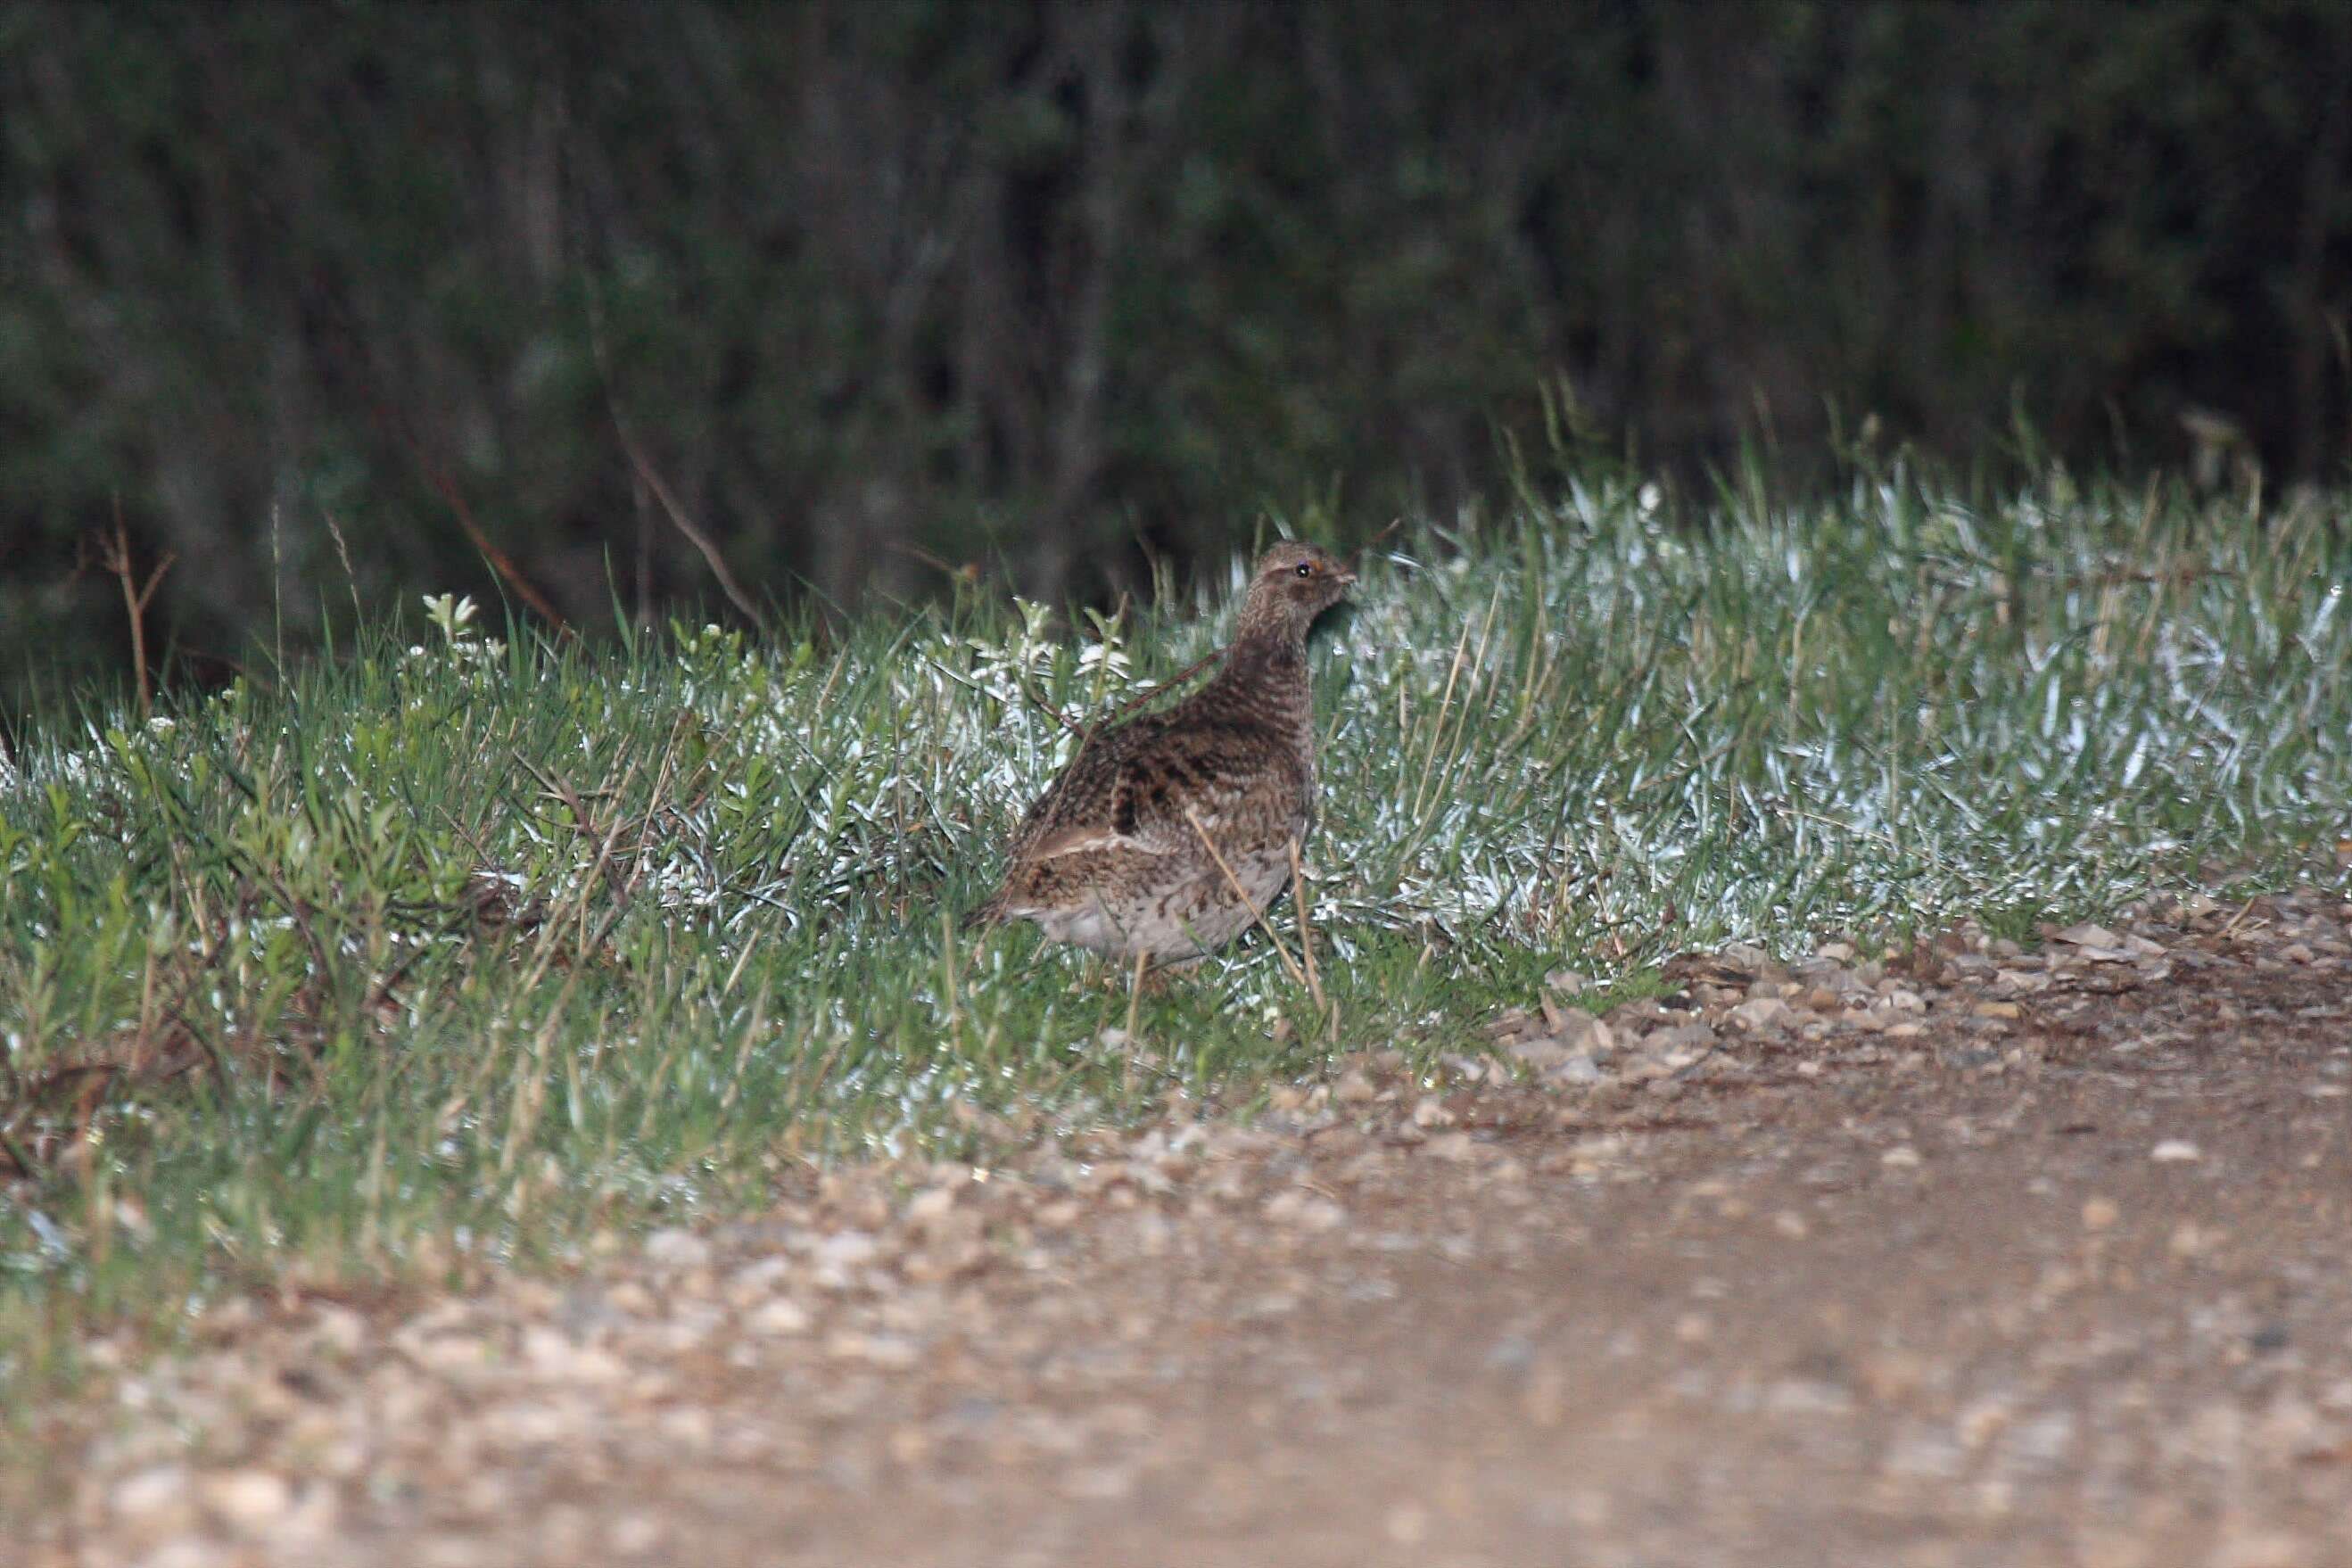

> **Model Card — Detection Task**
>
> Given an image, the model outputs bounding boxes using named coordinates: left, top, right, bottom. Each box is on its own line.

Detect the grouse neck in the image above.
left=1207, top=620, right=1315, bottom=732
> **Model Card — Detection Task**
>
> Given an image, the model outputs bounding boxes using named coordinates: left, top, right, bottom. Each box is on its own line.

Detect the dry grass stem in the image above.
left=1288, top=838, right=1336, bottom=1041
left=1184, top=807, right=1313, bottom=995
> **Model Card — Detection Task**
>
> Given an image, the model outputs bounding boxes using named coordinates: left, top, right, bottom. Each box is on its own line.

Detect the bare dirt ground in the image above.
left=26, top=889, right=2352, bottom=1568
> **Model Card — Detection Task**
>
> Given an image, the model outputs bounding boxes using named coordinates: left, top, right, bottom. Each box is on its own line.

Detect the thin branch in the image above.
left=405, top=434, right=574, bottom=634
left=89, top=503, right=175, bottom=721
left=885, top=540, right=979, bottom=584
left=920, top=655, right=1088, bottom=740
left=1095, top=647, right=1221, bottom=732
left=1037, top=644, right=1230, bottom=780
left=583, top=285, right=764, bottom=629
left=300, top=261, right=572, bottom=637
left=607, top=402, right=765, bottom=630
left=1018, top=672, right=1090, bottom=737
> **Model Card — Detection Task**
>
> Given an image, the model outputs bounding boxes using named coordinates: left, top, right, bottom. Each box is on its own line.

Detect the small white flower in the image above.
left=422, top=592, right=480, bottom=646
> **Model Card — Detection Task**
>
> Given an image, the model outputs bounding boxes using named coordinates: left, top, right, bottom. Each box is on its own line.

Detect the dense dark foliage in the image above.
left=3, top=0, right=2347, bottom=697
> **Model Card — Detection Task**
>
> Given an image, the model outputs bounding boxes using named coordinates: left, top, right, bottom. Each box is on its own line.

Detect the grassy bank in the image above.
left=4, top=471, right=2348, bottom=1399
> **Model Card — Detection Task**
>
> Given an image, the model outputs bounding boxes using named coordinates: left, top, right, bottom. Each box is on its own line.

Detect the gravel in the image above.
left=18, top=888, right=2352, bottom=1567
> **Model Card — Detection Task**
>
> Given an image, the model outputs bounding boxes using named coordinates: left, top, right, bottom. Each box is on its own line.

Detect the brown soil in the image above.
left=28, top=891, right=2352, bottom=1568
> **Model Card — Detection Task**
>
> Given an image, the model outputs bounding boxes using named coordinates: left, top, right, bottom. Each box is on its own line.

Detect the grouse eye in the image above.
left=1294, top=562, right=1314, bottom=578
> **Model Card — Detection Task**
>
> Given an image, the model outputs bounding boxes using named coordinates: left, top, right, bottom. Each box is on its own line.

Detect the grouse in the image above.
left=969, top=542, right=1356, bottom=962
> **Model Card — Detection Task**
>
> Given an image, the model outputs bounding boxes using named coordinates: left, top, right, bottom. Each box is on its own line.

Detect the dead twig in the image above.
left=88, top=503, right=175, bottom=721
left=407, top=436, right=573, bottom=635
left=885, top=540, right=980, bottom=584
left=607, top=405, right=765, bottom=630
left=1043, top=645, right=1226, bottom=773
left=1093, top=647, right=1221, bottom=733
left=296, top=259, right=570, bottom=637
left=920, top=656, right=1089, bottom=740
left=583, top=287, right=764, bottom=630
left=1017, top=672, right=1090, bottom=737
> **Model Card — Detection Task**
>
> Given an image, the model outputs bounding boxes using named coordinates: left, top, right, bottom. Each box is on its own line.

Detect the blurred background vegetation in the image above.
left=3, top=0, right=2347, bottom=706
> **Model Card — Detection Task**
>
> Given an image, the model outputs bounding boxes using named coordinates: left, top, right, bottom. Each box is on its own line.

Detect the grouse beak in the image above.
left=1334, top=563, right=1358, bottom=589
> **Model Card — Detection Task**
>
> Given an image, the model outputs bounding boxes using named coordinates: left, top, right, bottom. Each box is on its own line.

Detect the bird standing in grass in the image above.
left=968, top=542, right=1356, bottom=966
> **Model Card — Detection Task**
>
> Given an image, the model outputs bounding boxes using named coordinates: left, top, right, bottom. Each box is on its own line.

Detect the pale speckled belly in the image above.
left=1031, top=844, right=1294, bottom=960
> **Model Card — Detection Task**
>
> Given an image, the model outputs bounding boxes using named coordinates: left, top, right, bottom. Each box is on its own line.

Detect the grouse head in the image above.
left=1234, top=542, right=1357, bottom=643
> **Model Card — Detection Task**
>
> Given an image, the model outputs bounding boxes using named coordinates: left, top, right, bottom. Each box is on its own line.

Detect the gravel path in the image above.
left=26, top=890, right=2352, bottom=1568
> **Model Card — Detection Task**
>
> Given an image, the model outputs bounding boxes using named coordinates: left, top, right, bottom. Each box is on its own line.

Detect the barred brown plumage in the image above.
left=968, top=542, right=1356, bottom=963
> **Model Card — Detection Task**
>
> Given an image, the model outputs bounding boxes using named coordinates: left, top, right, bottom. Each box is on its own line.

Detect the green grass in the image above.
left=4, top=470, right=2349, bottom=1400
